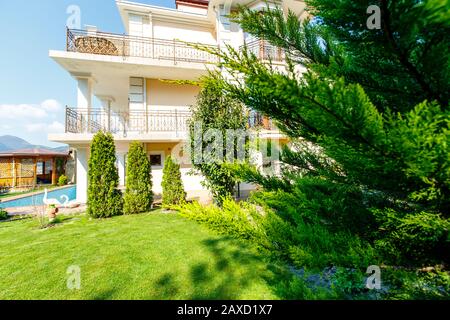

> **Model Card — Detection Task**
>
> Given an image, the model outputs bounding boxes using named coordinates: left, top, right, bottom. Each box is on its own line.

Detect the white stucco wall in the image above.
left=127, top=12, right=215, bottom=45
left=152, top=20, right=216, bottom=44
left=147, top=79, right=199, bottom=112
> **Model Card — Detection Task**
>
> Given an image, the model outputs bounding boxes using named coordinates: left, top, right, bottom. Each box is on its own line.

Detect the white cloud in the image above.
left=0, top=99, right=65, bottom=147
left=41, top=99, right=61, bottom=112
left=47, top=121, right=65, bottom=133
left=25, top=123, right=47, bottom=133
left=25, top=121, right=65, bottom=134
left=0, top=103, right=47, bottom=119
left=0, top=99, right=62, bottom=120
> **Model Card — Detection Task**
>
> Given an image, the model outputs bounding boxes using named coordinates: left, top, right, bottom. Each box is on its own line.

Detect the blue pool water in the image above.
left=0, top=186, right=77, bottom=208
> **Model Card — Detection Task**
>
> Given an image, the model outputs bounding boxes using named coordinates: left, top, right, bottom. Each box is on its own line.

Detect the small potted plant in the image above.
left=46, top=204, right=59, bottom=221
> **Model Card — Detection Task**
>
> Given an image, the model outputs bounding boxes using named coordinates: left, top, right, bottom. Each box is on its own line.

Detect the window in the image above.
left=37, top=162, right=44, bottom=175
left=150, top=154, right=162, bottom=167
left=129, top=77, right=144, bottom=103
left=44, top=160, right=53, bottom=175
left=149, top=152, right=164, bottom=168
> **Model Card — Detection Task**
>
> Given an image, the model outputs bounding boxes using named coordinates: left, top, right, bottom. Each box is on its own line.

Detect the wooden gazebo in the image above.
left=0, top=149, right=69, bottom=191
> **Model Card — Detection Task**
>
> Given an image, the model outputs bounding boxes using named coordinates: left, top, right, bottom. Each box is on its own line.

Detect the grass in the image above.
left=0, top=211, right=294, bottom=300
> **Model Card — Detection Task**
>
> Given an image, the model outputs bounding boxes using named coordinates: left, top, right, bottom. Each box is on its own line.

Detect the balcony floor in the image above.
left=48, top=132, right=188, bottom=146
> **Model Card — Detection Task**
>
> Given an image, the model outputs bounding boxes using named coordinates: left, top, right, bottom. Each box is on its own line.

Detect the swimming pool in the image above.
left=0, top=186, right=77, bottom=208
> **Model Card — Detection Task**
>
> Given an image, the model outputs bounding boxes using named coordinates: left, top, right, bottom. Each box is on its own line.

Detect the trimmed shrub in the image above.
left=58, top=175, right=68, bottom=186
left=162, top=156, right=186, bottom=207
left=124, top=142, right=153, bottom=215
left=87, top=132, right=123, bottom=218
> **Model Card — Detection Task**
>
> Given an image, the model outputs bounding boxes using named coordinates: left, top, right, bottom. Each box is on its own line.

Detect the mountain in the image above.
left=0, top=135, right=69, bottom=153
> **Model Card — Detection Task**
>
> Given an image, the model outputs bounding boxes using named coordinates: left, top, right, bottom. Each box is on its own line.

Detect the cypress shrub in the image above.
left=87, top=131, right=123, bottom=218
left=124, top=141, right=153, bottom=214
left=162, top=156, right=186, bottom=207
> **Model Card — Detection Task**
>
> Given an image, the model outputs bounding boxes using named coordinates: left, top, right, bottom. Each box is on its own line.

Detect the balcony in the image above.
left=65, top=107, right=191, bottom=135
left=66, top=28, right=219, bottom=65
left=65, top=107, right=278, bottom=136
left=244, top=40, right=285, bottom=62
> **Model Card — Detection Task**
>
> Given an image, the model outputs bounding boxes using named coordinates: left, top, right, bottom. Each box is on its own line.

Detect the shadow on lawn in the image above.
left=153, top=236, right=290, bottom=300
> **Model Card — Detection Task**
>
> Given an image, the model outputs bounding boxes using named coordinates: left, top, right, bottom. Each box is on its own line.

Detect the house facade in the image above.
left=49, top=0, right=307, bottom=203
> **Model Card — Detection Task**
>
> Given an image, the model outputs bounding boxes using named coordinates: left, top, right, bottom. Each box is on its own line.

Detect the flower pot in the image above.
left=47, top=207, right=59, bottom=221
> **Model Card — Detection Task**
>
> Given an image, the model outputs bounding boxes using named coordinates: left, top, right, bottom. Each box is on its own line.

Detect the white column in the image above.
left=76, top=77, right=93, bottom=109
left=117, top=152, right=126, bottom=187
left=72, top=73, right=94, bottom=133
left=76, top=147, right=89, bottom=203
left=98, top=96, right=115, bottom=132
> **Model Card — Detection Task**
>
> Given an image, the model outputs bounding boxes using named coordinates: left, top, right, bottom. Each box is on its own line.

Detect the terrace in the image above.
left=64, top=107, right=277, bottom=135
left=244, top=39, right=285, bottom=63
left=66, top=28, right=219, bottom=65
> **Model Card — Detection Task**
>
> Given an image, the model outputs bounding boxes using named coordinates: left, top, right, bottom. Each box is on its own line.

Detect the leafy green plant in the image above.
left=124, top=141, right=153, bottom=215
left=58, top=175, right=68, bottom=186
left=330, top=268, right=367, bottom=297
left=373, top=209, right=450, bottom=265
left=249, top=178, right=377, bottom=236
left=189, top=74, right=248, bottom=205
left=162, top=156, right=186, bottom=208
left=196, top=0, right=450, bottom=265
left=382, top=267, right=450, bottom=300
left=87, top=131, right=123, bottom=218
left=178, top=197, right=377, bottom=270
left=0, top=208, right=8, bottom=221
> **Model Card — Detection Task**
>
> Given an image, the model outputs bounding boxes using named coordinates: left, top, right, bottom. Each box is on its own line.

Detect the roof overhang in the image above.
left=176, top=0, right=209, bottom=9
left=48, top=133, right=188, bottom=145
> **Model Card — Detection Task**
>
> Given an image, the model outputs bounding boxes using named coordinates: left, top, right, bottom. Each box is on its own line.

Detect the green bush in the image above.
left=374, top=209, right=450, bottom=265
left=87, top=132, right=123, bottom=218
left=58, top=175, right=68, bottom=186
left=162, top=156, right=186, bottom=208
left=124, top=142, right=153, bottom=215
left=381, top=268, right=450, bottom=300
left=0, top=208, right=8, bottom=220
left=249, top=178, right=377, bottom=236
left=178, top=198, right=377, bottom=270
left=189, top=74, right=248, bottom=205
left=179, top=199, right=266, bottom=242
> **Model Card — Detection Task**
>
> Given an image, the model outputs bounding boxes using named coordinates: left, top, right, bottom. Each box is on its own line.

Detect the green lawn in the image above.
left=0, top=212, right=291, bottom=300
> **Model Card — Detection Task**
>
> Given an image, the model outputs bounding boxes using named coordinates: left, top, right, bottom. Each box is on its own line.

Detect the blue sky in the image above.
left=0, top=0, right=175, bottom=147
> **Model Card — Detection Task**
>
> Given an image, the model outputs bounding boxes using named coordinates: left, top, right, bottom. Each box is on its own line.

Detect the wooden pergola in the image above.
left=0, top=149, right=69, bottom=190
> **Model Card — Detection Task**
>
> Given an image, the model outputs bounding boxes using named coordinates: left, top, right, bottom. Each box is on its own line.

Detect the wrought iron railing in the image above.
left=66, top=28, right=219, bottom=64
left=65, top=107, right=191, bottom=135
left=66, top=107, right=278, bottom=135
left=244, top=40, right=285, bottom=62
left=248, top=113, right=278, bottom=131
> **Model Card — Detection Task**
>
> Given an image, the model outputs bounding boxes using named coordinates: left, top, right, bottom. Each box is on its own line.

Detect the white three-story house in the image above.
left=49, top=0, right=307, bottom=203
